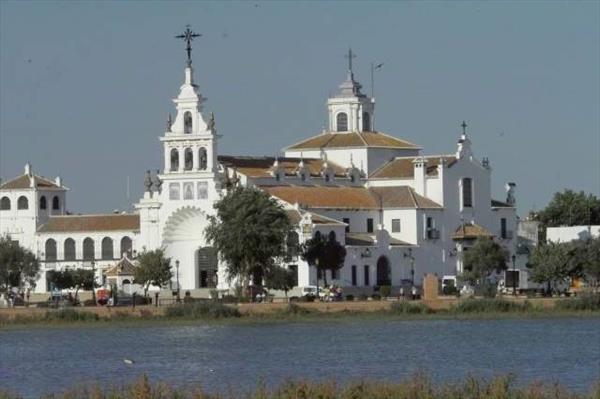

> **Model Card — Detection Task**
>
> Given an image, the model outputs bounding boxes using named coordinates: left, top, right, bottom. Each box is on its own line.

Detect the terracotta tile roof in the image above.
left=37, top=214, right=140, bottom=233
left=286, top=131, right=420, bottom=150
left=370, top=155, right=457, bottom=179
left=0, top=174, right=64, bottom=190
left=491, top=199, right=514, bottom=208
left=345, top=232, right=411, bottom=247
left=260, top=185, right=442, bottom=209
left=370, top=186, right=443, bottom=209
left=452, top=223, right=494, bottom=240
left=285, top=209, right=345, bottom=225
left=105, top=257, right=137, bottom=277
left=218, top=155, right=347, bottom=178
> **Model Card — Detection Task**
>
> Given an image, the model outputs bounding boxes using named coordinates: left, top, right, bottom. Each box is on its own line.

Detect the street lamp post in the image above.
left=512, top=254, right=517, bottom=296
left=404, top=249, right=415, bottom=285
left=175, top=260, right=181, bottom=303
left=91, top=259, right=97, bottom=306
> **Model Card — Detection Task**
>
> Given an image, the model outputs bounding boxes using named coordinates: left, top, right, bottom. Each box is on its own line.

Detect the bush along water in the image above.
left=451, top=298, right=533, bottom=314
left=6, top=373, right=597, bottom=399
left=390, top=301, right=433, bottom=315
left=164, top=301, right=240, bottom=319
left=555, top=293, right=600, bottom=311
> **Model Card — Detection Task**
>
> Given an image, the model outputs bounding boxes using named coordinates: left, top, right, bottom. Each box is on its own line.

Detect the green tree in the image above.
left=528, top=241, right=571, bottom=294
left=134, top=250, right=172, bottom=297
left=46, top=270, right=74, bottom=291
left=535, top=190, right=600, bottom=234
left=301, top=232, right=346, bottom=287
left=571, top=237, right=600, bottom=291
left=46, top=269, right=95, bottom=301
left=0, top=236, right=40, bottom=291
left=72, top=269, right=96, bottom=298
left=264, top=266, right=296, bottom=300
left=461, top=237, right=508, bottom=287
left=205, top=186, right=292, bottom=289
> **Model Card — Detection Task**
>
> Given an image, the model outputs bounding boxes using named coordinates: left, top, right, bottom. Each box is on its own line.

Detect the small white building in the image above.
left=547, top=226, right=600, bottom=243
left=0, top=41, right=518, bottom=295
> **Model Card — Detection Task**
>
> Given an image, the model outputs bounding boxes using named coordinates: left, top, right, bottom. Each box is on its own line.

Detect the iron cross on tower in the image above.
left=461, top=120, right=468, bottom=135
left=345, top=48, right=357, bottom=72
left=175, top=25, right=201, bottom=67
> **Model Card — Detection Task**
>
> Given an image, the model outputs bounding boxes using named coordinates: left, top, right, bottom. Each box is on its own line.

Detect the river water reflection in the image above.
left=1, top=317, right=599, bottom=397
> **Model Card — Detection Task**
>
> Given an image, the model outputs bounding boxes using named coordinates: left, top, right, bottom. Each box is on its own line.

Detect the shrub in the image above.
left=371, top=294, right=381, bottom=301
left=452, top=298, right=532, bottom=314
left=278, top=303, right=312, bottom=315
left=442, top=285, right=458, bottom=296
left=31, top=373, right=594, bottom=398
left=357, top=294, right=368, bottom=301
left=164, top=301, right=240, bottom=319
left=82, top=299, right=96, bottom=307
left=221, top=294, right=238, bottom=303
left=555, top=293, right=600, bottom=311
left=139, top=309, right=154, bottom=319
left=476, top=281, right=498, bottom=298
left=44, top=309, right=100, bottom=322
left=390, top=301, right=433, bottom=315
left=345, top=294, right=354, bottom=301
left=379, top=285, right=391, bottom=298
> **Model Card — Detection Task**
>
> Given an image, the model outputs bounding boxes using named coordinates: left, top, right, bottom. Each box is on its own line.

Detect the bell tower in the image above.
left=327, top=49, right=375, bottom=133
left=157, top=26, right=220, bottom=205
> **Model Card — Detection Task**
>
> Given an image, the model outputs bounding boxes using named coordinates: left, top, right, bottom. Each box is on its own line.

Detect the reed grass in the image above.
left=2, top=374, right=596, bottom=399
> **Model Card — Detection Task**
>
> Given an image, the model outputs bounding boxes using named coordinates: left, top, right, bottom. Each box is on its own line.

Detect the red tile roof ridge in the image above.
left=407, top=187, right=419, bottom=208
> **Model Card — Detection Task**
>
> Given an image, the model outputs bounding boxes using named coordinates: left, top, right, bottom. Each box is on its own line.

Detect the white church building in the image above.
left=0, top=36, right=518, bottom=295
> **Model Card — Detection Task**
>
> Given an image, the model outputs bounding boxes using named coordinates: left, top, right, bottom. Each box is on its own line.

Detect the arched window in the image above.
left=184, top=111, right=193, bottom=134
left=101, top=237, right=114, bottom=260
left=40, top=196, right=47, bottom=210
left=170, top=148, right=179, bottom=171
left=64, top=238, right=76, bottom=261
left=362, top=112, right=370, bottom=131
left=198, top=147, right=207, bottom=170
left=83, top=237, right=95, bottom=261
left=120, top=236, right=132, bottom=258
left=52, top=196, right=60, bottom=210
left=336, top=112, right=348, bottom=132
left=376, top=256, right=391, bottom=286
left=314, top=231, right=321, bottom=240
left=45, top=239, right=57, bottom=261
left=462, top=177, right=473, bottom=208
left=184, top=148, right=193, bottom=170
left=328, top=231, right=336, bottom=242
left=0, top=197, right=10, bottom=210
left=17, top=196, right=28, bottom=210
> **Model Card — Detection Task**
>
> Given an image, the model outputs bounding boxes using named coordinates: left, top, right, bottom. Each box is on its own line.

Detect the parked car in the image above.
left=300, top=286, right=317, bottom=299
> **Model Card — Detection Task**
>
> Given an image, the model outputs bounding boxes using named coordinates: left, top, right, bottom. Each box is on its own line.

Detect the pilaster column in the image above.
left=164, top=146, right=170, bottom=172
left=178, top=146, right=184, bottom=172
left=193, top=145, right=200, bottom=170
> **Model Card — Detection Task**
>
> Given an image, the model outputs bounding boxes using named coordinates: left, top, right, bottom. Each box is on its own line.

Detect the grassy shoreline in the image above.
left=2, top=374, right=598, bottom=399
left=1, top=296, right=599, bottom=328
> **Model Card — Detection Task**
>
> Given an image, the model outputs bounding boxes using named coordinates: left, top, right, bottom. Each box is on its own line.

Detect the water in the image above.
left=1, top=317, right=599, bottom=397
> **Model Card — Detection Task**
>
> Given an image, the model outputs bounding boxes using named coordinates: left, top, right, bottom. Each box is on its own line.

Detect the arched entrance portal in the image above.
left=376, top=256, right=391, bottom=286
left=196, top=247, right=218, bottom=288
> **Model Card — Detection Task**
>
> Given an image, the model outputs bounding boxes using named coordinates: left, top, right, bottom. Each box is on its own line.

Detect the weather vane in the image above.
left=175, top=25, right=201, bottom=67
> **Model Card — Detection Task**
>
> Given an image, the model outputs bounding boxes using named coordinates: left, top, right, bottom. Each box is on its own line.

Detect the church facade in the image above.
left=0, top=42, right=518, bottom=295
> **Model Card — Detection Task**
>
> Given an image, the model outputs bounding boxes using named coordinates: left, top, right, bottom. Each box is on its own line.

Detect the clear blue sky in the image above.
left=1, top=1, right=598, bottom=215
